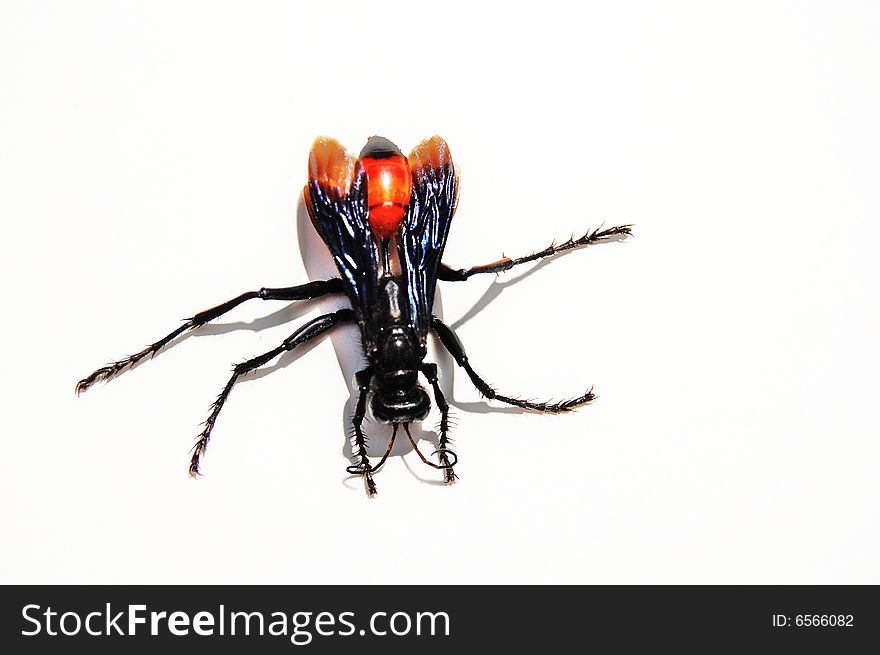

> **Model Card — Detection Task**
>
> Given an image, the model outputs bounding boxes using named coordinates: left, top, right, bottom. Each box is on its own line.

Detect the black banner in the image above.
left=1, top=586, right=877, bottom=652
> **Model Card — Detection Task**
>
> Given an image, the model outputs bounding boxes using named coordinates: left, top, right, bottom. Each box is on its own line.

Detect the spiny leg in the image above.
left=421, top=363, right=458, bottom=483
left=438, top=224, right=632, bottom=281
left=189, top=308, right=353, bottom=477
left=345, top=366, right=378, bottom=496
left=432, top=317, right=595, bottom=413
left=76, top=278, right=344, bottom=393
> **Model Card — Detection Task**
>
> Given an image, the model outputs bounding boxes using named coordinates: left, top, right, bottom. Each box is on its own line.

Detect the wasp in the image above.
left=77, top=135, right=631, bottom=495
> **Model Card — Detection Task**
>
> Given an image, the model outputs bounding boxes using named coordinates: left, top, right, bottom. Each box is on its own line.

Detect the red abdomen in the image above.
left=361, top=154, right=412, bottom=240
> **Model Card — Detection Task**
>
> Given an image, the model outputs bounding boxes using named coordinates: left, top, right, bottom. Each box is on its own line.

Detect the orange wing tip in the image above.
left=407, top=135, right=452, bottom=171
left=308, top=136, right=356, bottom=192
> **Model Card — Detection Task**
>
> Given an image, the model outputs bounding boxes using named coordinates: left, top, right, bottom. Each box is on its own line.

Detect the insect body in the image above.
left=77, top=135, right=632, bottom=495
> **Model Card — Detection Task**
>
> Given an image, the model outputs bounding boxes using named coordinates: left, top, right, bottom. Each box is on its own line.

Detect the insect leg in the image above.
left=437, top=224, right=632, bottom=281
left=189, top=308, right=354, bottom=477
left=345, top=366, right=379, bottom=496
left=432, top=317, right=595, bottom=412
left=76, top=278, right=345, bottom=393
left=420, top=363, right=458, bottom=483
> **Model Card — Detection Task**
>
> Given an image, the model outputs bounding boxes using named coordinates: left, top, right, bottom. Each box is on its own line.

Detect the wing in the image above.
left=401, top=136, right=460, bottom=337
left=303, top=137, right=379, bottom=322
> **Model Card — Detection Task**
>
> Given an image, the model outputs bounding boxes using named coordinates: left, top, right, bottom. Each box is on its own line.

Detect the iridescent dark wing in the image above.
left=401, top=136, right=460, bottom=337
left=303, top=137, right=379, bottom=321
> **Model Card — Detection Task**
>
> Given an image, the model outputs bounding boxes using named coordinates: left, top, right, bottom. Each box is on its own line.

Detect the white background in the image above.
left=1, top=1, right=878, bottom=584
